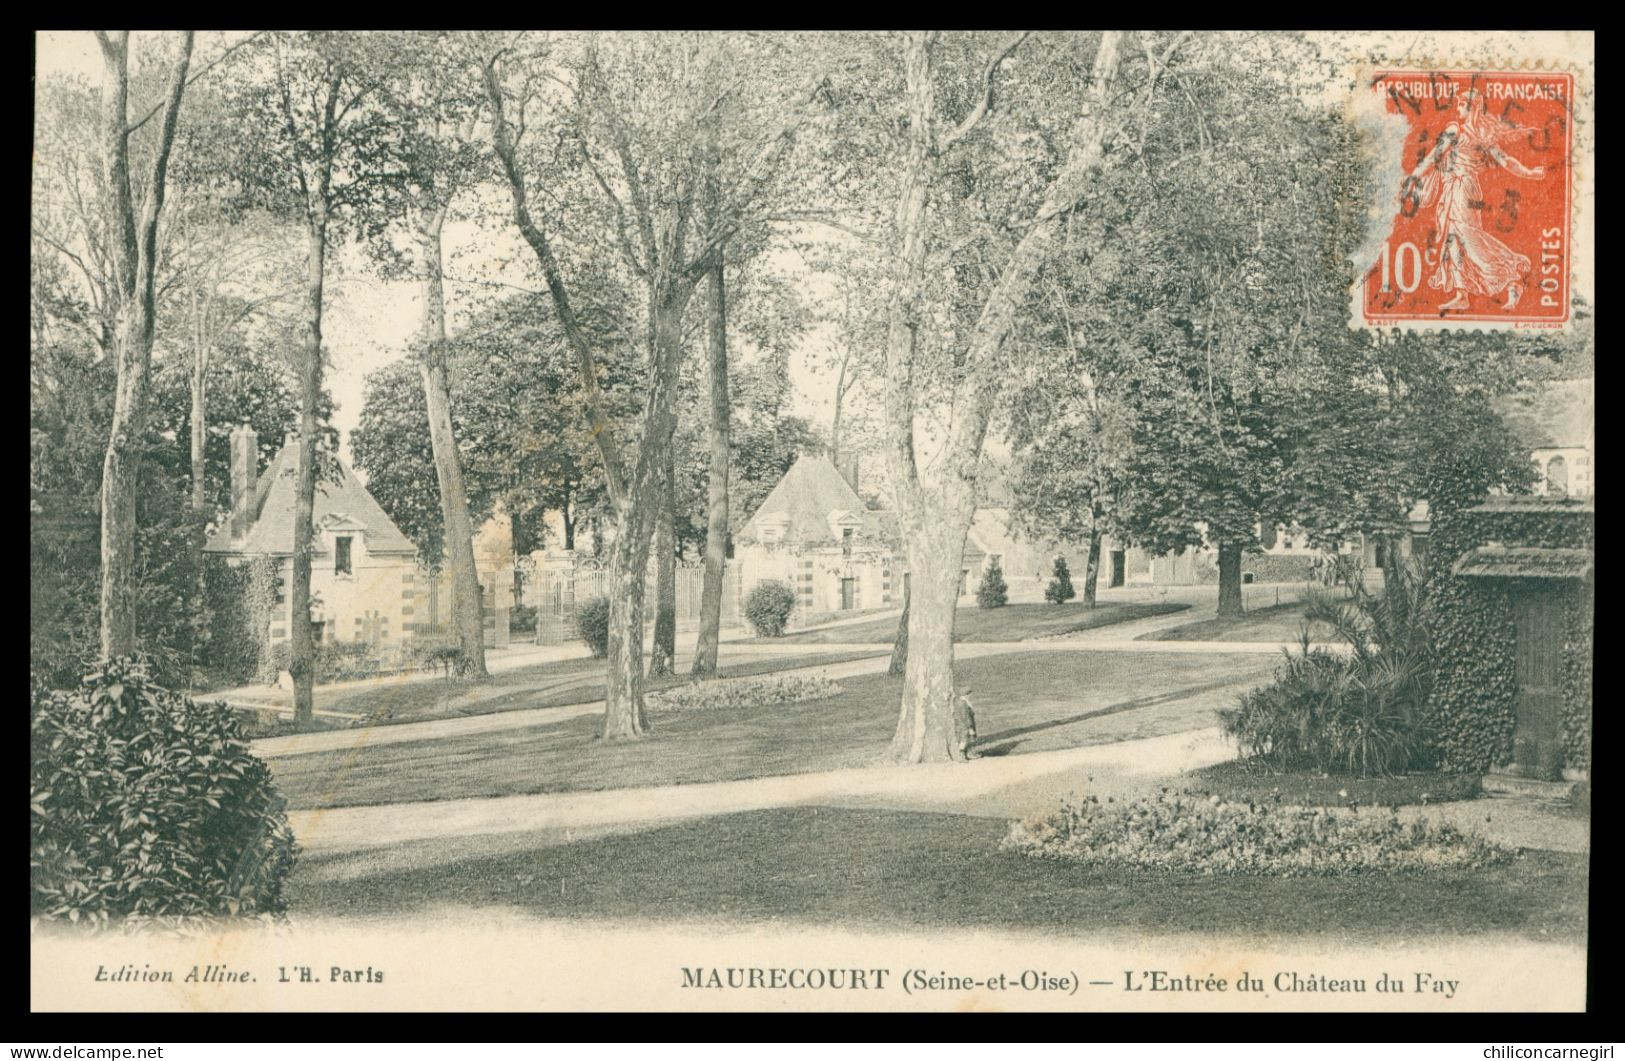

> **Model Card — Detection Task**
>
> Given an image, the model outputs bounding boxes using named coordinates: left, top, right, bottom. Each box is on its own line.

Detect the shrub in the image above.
left=647, top=673, right=842, bottom=712
left=976, top=558, right=1008, bottom=609
left=30, top=657, right=299, bottom=926
left=266, top=640, right=383, bottom=685
left=744, top=580, right=797, bottom=637
left=1001, top=788, right=1508, bottom=876
left=510, top=604, right=537, bottom=635
left=1219, top=561, right=1434, bottom=777
left=1044, top=556, right=1076, bottom=604
left=408, top=634, right=466, bottom=676
left=575, top=595, right=611, bottom=657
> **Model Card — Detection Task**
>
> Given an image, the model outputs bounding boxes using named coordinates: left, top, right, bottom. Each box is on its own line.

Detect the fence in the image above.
left=526, top=562, right=743, bottom=645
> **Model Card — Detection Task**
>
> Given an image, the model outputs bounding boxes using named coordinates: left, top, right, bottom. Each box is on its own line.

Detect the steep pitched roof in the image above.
left=204, top=442, right=417, bottom=557
left=740, top=454, right=897, bottom=546
left=1495, top=377, right=1594, bottom=451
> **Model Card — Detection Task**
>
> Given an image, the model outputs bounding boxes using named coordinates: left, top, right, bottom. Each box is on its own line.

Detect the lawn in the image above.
left=268, top=649, right=1275, bottom=811
left=1140, top=601, right=1335, bottom=643
left=760, top=601, right=1189, bottom=645
left=1184, top=759, right=1483, bottom=807
left=286, top=805, right=1589, bottom=942
left=239, top=648, right=888, bottom=737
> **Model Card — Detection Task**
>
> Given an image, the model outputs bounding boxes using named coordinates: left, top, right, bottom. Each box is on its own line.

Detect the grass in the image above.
left=268, top=649, right=1275, bottom=811
left=1140, top=600, right=1335, bottom=643
left=759, top=601, right=1189, bottom=645
left=1183, top=759, right=1483, bottom=807
left=237, top=649, right=888, bottom=738
left=286, top=805, right=1589, bottom=942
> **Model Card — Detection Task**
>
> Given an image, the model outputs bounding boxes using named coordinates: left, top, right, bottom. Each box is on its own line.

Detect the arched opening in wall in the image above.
left=1545, top=455, right=1569, bottom=497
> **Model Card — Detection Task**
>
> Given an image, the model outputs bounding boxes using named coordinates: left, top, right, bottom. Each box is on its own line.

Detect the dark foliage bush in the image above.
left=575, top=595, right=611, bottom=657
left=1220, top=561, right=1434, bottom=776
left=510, top=604, right=537, bottom=634
left=975, top=557, right=1008, bottom=609
left=744, top=580, right=797, bottom=637
left=1044, top=556, right=1076, bottom=604
left=31, top=657, right=298, bottom=926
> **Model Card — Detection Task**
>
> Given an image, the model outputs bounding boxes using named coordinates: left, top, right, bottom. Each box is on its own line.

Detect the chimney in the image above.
left=229, top=423, right=257, bottom=541
left=841, top=455, right=860, bottom=495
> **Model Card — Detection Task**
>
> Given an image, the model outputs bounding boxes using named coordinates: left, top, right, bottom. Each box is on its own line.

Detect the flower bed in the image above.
left=1001, top=788, right=1508, bottom=876
left=646, top=673, right=842, bottom=713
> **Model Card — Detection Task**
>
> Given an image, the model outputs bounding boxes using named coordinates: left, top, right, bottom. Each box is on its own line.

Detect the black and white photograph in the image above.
left=29, top=28, right=1593, bottom=1013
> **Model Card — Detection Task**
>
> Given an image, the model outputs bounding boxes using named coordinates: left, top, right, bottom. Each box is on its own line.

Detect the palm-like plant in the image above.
left=1223, top=558, right=1435, bottom=777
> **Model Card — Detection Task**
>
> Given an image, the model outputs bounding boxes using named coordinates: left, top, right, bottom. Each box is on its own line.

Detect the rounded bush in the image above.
left=30, top=657, right=299, bottom=926
left=744, top=580, right=797, bottom=637
left=575, top=595, right=611, bottom=657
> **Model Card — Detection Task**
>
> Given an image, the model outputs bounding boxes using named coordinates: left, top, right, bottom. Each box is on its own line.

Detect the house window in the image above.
left=842, top=527, right=854, bottom=557
left=335, top=536, right=353, bottom=576
left=274, top=571, right=287, bottom=605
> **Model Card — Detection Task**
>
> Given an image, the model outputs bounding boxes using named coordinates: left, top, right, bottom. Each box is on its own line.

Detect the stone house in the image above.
left=734, top=454, right=901, bottom=617
left=205, top=425, right=420, bottom=650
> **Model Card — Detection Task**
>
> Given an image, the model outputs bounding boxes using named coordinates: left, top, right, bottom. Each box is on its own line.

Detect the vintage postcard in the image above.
left=30, top=29, right=1593, bottom=1013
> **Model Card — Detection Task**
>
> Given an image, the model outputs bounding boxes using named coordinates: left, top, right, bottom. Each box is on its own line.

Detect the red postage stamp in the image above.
left=1360, top=70, right=1574, bottom=328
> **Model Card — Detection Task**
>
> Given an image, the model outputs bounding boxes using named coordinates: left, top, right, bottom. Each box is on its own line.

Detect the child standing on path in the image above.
left=956, top=686, right=980, bottom=760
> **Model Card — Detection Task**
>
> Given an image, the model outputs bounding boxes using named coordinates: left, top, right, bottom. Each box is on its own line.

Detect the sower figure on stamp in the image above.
left=955, top=685, right=980, bottom=760
left=1408, top=89, right=1547, bottom=312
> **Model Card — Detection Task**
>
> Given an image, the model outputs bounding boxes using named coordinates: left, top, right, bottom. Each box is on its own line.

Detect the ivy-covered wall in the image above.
left=1425, top=499, right=1594, bottom=774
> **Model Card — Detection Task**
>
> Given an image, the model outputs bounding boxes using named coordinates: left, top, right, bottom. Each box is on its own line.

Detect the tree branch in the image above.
left=483, top=51, right=629, bottom=509
left=127, top=31, right=263, bottom=135
left=938, top=31, right=1031, bottom=152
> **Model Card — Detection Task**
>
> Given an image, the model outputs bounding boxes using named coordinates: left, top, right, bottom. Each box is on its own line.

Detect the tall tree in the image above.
left=689, top=184, right=731, bottom=675
left=390, top=32, right=494, bottom=676
left=230, top=31, right=406, bottom=722
left=877, top=30, right=1183, bottom=762
left=484, top=33, right=827, bottom=738
left=92, top=30, right=195, bottom=658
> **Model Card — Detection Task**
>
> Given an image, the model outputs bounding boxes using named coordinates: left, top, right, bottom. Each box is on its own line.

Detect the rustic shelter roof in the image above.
left=204, top=441, right=418, bottom=558
left=1468, top=497, right=1596, bottom=515
left=1453, top=546, right=1594, bottom=580
left=740, top=454, right=897, bottom=547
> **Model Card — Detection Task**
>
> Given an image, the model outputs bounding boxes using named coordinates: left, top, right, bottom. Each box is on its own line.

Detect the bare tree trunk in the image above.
left=887, top=580, right=910, bottom=676
left=289, top=213, right=328, bottom=725
left=1217, top=540, right=1244, bottom=617
left=189, top=333, right=208, bottom=512
left=598, top=289, right=692, bottom=737
left=692, top=255, right=730, bottom=676
left=98, top=317, right=151, bottom=659
left=1083, top=527, right=1102, bottom=608
left=414, top=206, right=487, bottom=678
left=648, top=445, right=677, bottom=678
left=94, top=31, right=192, bottom=659
left=602, top=508, right=653, bottom=739
left=562, top=483, right=576, bottom=552
left=888, top=525, right=968, bottom=762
